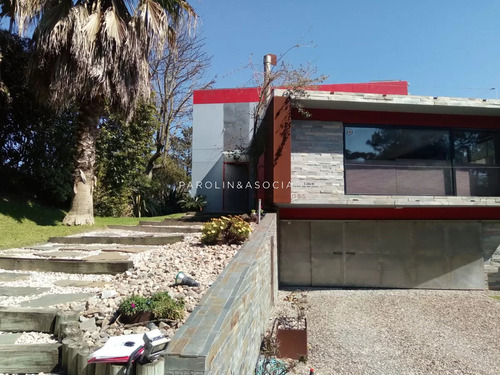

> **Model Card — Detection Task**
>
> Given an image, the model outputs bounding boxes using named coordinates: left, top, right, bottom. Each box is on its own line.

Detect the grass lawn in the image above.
left=491, top=296, right=500, bottom=301
left=0, top=196, right=184, bottom=250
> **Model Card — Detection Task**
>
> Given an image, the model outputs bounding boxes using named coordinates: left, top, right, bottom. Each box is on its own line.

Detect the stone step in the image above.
left=140, top=220, right=201, bottom=226
left=0, top=343, right=61, bottom=373
left=48, top=234, right=184, bottom=246
left=0, top=272, right=31, bottom=282
left=20, top=293, right=95, bottom=308
left=108, top=224, right=201, bottom=233
left=0, top=256, right=133, bottom=274
left=0, top=286, right=50, bottom=297
left=30, top=245, right=154, bottom=254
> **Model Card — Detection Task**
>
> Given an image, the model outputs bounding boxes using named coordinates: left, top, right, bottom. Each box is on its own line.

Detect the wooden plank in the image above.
left=108, top=225, right=200, bottom=233
left=0, top=343, right=61, bottom=373
left=48, top=235, right=184, bottom=246
left=0, top=257, right=133, bottom=274
left=0, top=307, right=58, bottom=333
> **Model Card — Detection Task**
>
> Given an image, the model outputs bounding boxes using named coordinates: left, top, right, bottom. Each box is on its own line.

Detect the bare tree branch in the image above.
left=146, top=24, right=212, bottom=176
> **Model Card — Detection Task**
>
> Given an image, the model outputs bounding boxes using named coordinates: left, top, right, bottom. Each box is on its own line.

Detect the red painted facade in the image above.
left=193, top=81, right=408, bottom=104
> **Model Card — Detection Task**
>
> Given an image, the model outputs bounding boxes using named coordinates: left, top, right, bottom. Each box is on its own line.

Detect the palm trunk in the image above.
left=62, top=102, right=101, bottom=225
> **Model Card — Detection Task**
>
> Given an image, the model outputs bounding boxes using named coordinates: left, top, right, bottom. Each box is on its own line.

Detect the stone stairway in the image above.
left=0, top=215, right=202, bottom=374
left=0, top=217, right=203, bottom=275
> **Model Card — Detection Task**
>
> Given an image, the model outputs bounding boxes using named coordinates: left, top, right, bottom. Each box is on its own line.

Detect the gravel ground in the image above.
left=271, top=289, right=500, bottom=375
left=0, top=231, right=240, bottom=348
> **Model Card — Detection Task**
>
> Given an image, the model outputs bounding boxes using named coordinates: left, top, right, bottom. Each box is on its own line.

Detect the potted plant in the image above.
left=118, top=295, right=153, bottom=324
left=118, top=292, right=185, bottom=324
left=275, top=292, right=308, bottom=361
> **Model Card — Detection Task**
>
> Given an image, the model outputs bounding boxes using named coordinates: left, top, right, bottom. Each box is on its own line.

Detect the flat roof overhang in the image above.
left=274, top=89, right=500, bottom=117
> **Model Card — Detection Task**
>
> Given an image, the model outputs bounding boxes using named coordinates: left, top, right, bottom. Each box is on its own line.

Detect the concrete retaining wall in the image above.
left=164, top=214, right=278, bottom=374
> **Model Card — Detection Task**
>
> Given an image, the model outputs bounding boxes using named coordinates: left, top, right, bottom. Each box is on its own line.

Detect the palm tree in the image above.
left=0, top=0, right=196, bottom=224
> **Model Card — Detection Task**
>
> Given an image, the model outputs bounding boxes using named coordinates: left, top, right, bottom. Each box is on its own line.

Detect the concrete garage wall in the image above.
left=164, top=214, right=277, bottom=374
left=279, top=220, right=489, bottom=290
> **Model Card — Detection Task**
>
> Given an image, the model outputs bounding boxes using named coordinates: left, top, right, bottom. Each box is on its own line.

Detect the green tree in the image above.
left=1, top=0, right=196, bottom=225
left=0, top=30, right=76, bottom=204
left=94, top=103, right=158, bottom=217
left=169, top=126, right=192, bottom=176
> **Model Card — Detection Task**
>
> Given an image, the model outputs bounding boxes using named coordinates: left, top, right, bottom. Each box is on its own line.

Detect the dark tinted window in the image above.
left=345, top=126, right=453, bottom=195
left=453, top=130, right=500, bottom=196
left=344, top=125, right=500, bottom=196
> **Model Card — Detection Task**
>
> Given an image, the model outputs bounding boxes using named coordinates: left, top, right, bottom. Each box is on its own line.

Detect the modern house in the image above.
left=191, top=81, right=500, bottom=290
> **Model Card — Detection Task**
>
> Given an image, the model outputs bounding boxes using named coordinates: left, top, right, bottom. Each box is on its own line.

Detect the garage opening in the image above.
left=279, top=220, right=484, bottom=289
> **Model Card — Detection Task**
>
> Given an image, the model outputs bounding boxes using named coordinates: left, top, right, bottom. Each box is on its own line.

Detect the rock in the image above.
left=101, top=289, right=118, bottom=299
left=84, top=307, right=100, bottom=316
left=80, top=317, right=97, bottom=332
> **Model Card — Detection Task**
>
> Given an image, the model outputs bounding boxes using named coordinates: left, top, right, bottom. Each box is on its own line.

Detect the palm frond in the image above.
left=7, top=0, right=197, bottom=119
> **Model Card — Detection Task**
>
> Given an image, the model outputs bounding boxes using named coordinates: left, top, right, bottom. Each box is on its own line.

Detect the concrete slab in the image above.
left=59, top=245, right=113, bottom=251
left=26, top=246, right=59, bottom=251
left=53, top=280, right=111, bottom=288
left=20, top=293, right=95, bottom=308
left=36, top=251, right=88, bottom=258
left=48, top=235, right=184, bottom=246
left=108, top=225, right=201, bottom=233
left=0, top=333, right=22, bottom=345
left=0, top=287, right=50, bottom=297
left=84, top=253, right=129, bottom=262
left=0, top=272, right=31, bottom=282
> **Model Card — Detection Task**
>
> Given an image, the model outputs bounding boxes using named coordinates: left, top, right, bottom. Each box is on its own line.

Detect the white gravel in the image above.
left=271, top=289, right=500, bottom=375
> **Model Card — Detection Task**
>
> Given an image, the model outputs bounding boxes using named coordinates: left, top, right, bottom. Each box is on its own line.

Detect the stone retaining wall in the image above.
left=164, top=214, right=278, bottom=374
left=481, top=221, right=500, bottom=290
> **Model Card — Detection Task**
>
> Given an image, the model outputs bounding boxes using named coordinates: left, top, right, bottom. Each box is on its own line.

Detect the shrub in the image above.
left=201, top=216, right=252, bottom=245
left=151, top=291, right=185, bottom=321
left=177, top=194, right=207, bottom=212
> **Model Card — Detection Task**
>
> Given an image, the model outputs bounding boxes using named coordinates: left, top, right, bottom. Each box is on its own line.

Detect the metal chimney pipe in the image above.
left=263, top=54, right=277, bottom=104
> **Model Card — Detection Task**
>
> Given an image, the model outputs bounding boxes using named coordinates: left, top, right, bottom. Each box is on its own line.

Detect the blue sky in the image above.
left=192, top=0, right=500, bottom=98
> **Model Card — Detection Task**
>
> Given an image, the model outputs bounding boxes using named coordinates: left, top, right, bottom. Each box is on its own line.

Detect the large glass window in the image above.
left=344, top=125, right=500, bottom=196
left=453, top=130, right=500, bottom=196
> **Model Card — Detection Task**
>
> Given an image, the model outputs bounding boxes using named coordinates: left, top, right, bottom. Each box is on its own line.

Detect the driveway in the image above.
left=274, top=289, right=500, bottom=375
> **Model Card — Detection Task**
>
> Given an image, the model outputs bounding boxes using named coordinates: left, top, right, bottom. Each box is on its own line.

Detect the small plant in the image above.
left=118, top=295, right=152, bottom=317
left=151, top=291, right=185, bottom=320
left=201, top=215, right=252, bottom=245
left=178, top=194, right=207, bottom=212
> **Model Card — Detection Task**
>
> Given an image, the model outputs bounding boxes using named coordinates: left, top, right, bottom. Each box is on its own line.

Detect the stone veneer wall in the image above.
left=164, top=214, right=277, bottom=374
left=291, top=120, right=344, bottom=202
left=481, top=221, right=500, bottom=290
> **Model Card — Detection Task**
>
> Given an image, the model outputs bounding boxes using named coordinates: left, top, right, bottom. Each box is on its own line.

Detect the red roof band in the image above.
left=193, top=81, right=409, bottom=104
